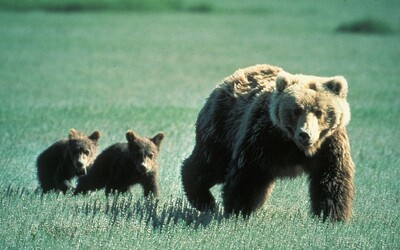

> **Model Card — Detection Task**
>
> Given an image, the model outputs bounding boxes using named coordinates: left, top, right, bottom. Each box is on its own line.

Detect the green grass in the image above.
left=1, top=0, right=400, bottom=249
left=0, top=0, right=185, bottom=12
left=0, top=0, right=214, bottom=13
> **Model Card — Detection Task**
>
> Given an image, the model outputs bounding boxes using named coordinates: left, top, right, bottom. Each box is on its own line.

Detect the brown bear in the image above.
left=74, top=130, right=165, bottom=197
left=37, top=128, right=101, bottom=193
left=181, top=64, right=355, bottom=222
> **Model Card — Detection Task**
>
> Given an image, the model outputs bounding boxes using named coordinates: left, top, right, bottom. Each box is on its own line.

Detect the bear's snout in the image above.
left=77, top=167, right=87, bottom=176
left=298, top=131, right=312, bottom=145
left=75, top=161, right=88, bottom=176
left=74, top=154, right=90, bottom=175
left=75, top=161, right=84, bottom=169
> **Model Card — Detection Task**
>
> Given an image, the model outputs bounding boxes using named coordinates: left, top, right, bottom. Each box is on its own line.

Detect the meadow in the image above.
left=0, top=0, right=399, bottom=249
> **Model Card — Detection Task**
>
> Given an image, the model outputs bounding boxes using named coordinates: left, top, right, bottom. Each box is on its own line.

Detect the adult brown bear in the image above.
left=181, top=64, right=355, bottom=222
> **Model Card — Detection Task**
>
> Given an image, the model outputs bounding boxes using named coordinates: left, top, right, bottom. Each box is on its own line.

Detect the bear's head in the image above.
left=269, top=72, right=351, bottom=156
left=68, top=128, right=101, bottom=175
left=125, top=130, right=165, bottom=174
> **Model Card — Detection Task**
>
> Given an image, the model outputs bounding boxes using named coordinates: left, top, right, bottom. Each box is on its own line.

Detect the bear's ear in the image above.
left=151, top=132, right=165, bottom=149
left=89, top=130, right=101, bottom=142
left=323, top=76, right=348, bottom=98
left=126, top=130, right=138, bottom=143
left=69, top=128, right=78, bottom=139
left=275, top=72, right=294, bottom=92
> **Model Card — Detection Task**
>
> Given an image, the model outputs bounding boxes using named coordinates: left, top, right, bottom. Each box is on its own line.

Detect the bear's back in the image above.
left=36, top=139, right=70, bottom=190
left=97, top=142, right=130, bottom=165
left=37, top=139, right=68, bottom=169
left=219, top=64, right=282, bottom=98
left=196, top=64, right=282, bottom=151
left=82, top=142, right=131, bottom=183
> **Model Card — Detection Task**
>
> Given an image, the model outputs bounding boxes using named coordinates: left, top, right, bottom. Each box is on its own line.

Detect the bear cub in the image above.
left=74, top=130, right=165, bottom=197
left=37, top=128, right=101, bottom=193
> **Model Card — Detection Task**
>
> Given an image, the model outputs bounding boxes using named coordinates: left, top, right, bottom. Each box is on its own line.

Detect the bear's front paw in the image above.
left=315, top=198, right=349, bottom=222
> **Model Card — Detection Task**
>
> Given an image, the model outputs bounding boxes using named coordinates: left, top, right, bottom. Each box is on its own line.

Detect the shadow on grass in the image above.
left=5, top=185, right=228, bottom=231
left=336, top=18, right=392, bottom=34
left=79, top=194, right=226, bottom=231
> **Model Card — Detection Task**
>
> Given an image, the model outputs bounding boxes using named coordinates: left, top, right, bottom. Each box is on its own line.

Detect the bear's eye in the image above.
left=315, top=110, right=323, bottom=118
left=83, top=149, right=90, bottom=155
left=148, top=153, right=154, bottom=159
left=292, top=107, right=303, bottom=117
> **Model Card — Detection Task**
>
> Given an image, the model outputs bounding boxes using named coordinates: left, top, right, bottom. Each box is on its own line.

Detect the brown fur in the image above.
left=181, top=64, right=355, bottom=222
left=74, top=130, right=165, bottom=197
left=37, top=129, right=101, bottom=193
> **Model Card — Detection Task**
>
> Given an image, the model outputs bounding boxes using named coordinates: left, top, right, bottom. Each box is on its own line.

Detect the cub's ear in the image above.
left=89, top=130, right=101, bottom=142
left=323, top=76, right=348, bottom=98
left=151, top=132, right=165, bottom=149
left=69, top=128, right=78, bottom=139
left=275, top=72, right=294, bottom=92
left=126, top=130, right=138, bottom=143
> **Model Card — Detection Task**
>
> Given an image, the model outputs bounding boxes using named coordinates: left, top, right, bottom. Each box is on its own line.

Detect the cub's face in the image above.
left=67, top=129, right=100, bottom=175
left=269, top=72, right=350, bottom=156
left=126, top=130, right=165, bottom=174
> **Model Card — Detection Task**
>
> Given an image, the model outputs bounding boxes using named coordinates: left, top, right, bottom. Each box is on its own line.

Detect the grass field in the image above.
left=1, top=0, right=399, bottom=249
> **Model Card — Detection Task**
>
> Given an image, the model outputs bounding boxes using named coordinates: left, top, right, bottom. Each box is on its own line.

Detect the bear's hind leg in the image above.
left=40, top=183, right=55, bottom=193
left=38, top=174, right=56, bottom=193
left=181, top=151, right=221, bottom=212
